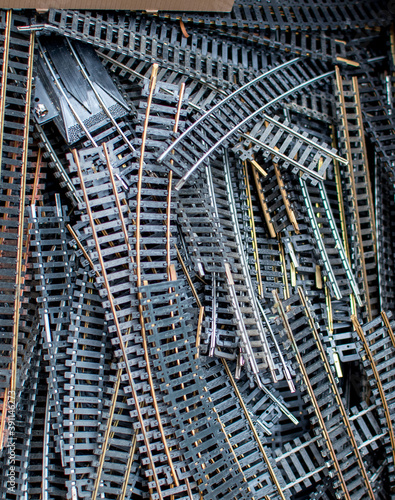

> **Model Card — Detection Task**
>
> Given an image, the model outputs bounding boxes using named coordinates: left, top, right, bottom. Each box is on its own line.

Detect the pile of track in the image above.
left=1, top=2, right=395, bottom=499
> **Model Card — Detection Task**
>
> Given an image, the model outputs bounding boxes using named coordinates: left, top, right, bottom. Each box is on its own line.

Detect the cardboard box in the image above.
left=1, top=0, right=234, bottom=11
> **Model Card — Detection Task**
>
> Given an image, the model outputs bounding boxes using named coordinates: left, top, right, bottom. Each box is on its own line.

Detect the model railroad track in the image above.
left=70, top=145, right=186, bottom=499
left=299, top=178, right=361, bottom=302
left=61, top=269, right=115, bottom=498
left=335, top=68, right=379, bottom=322
left=35, top=113, right=134, bottom=209
left=67, top=135, right=180, bottom=499
left=375, top=164, right=395, bottom=313
left=357, top=73, right=395, bottom=178
left=159, top=0, right=389, bottom=32
left=231, top=112, right=341, bottom=181
left=247, top=139, right=360, bottom=306
left=29, top=8, right=353, bottom=95
left=158, top=58, right=338, bottom=189
left=0, top=10, right=36, bottom=449
left=322, top=163, right=360, bottom=364
left=1, top=5, right=394, bottom=500
left=36, top=9, right=278, bottom=88
left=29, top=200, right=76, bottom=469
left=139, top=280, right=258, bottom=500
left=96, top=49, right=232, bottom=114
left=273, top=401, right=388, bottom=496
left=204, top=152, right=277, bottom=384
left=65, top=239, right=150, bottom=500
left=63, top=72, right=265, bottom=499
left=91, top=371, right=144, bottom=500
left=351, top=312, right=395, bottom=492
left=188, top=151, right=300, bottom=421
left=247, top=185, right=285, bottom=301
left=273, top=289, right=376, bottom=499
left=0, top=340, right=42, bottom=499
left=69, top=150, right=257, bottom=499
left=203, top=359, right=290, bottom=500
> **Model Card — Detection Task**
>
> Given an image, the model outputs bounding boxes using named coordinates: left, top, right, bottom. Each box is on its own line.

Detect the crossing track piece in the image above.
left=158, top=59, right=335, bottom=189
left=335, top=68, right=379, bottom=322
left=351, top=312, right=395, bottom=492
left=0, top=12, right=35, bottom=448
left=273, top=289, right=376, bottom=499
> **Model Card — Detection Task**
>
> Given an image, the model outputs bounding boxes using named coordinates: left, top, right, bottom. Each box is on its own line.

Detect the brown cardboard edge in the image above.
left=0, top=0, right=234, bottom=11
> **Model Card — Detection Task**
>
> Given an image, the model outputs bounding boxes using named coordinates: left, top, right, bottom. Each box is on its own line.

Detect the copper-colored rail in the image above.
left=10, top=32, right=35, bottom=399
left=351, top=314, right=395, bottom=472
left=335, top=66, right=372, bottom=321
left=381, top=311, right=395, bottom=348
left=73, top=148, right=164, bottom=499
left=272, top=161, right=299, bottom=234
left=252, top=166, right=276, bottom=238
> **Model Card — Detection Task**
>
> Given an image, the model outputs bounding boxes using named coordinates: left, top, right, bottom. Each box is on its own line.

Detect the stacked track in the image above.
left=160, top=0, right=390, bottom=32
left=351, top=312, right=395, bottom=492
left=158, top=58, right=335, bottom=188
left=0, top=11, right=35, bottom=450
left=273, top=289, right=376, bottom=499
left=1, top=3, right=395, bottom=499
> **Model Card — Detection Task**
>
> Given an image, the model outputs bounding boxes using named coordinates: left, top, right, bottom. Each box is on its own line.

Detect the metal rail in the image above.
left=73, top=148, right=165, bottom=499
left=0, top=10, right=11, bottom=179
left=351, top=315, right=395, bottom=474
left=158, top=58, right=300, bottom=162
left=272, top=290, right=351, bottom=500
left=297, top=288, right=375, bottom=500
left=299, top=176, right=342, bottom=300
left=174, top=69, right=334, bottom=190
